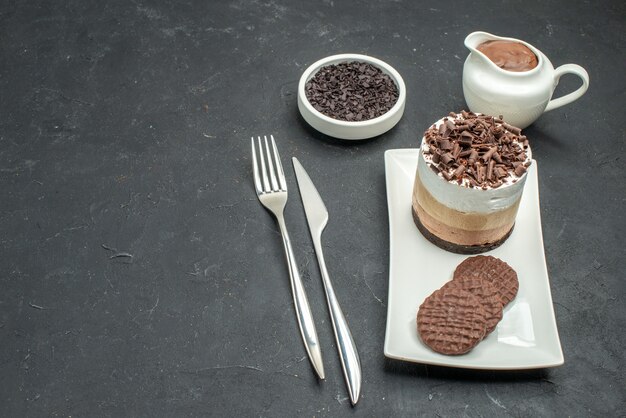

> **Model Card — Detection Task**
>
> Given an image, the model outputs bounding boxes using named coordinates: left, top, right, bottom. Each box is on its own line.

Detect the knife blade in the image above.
left=292, top=157, right=362, bottom=406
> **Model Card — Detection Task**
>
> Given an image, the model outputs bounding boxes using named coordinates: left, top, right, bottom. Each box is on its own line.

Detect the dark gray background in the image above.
left=1, top=0, right=624, bottom=416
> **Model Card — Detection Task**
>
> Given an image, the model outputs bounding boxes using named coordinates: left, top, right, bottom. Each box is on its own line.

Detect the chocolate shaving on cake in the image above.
left=424, top=111, right=531, bottom=188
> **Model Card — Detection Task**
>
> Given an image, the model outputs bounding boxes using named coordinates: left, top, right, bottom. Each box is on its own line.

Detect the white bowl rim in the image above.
left=298, top=53, right=406, bottom=128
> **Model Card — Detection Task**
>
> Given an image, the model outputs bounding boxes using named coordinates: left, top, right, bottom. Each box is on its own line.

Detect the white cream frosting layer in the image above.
left=417, top=117, right=531, bottom=214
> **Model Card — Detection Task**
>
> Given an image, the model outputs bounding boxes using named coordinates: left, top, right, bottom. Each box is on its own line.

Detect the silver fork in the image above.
left=251, top=135, right=325, bottom=380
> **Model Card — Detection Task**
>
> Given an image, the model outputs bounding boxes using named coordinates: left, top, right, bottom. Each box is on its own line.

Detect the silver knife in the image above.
left=292, top=157, right=362, bottom=406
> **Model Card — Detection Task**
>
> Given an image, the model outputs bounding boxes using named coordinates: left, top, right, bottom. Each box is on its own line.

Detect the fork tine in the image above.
left=270, top=135, right=287, bottom=191
left=264, top=135, right=279, bottom=191
left=257, top=136, right=270, bottom=192
left=251, top=137, right=262, bottom=194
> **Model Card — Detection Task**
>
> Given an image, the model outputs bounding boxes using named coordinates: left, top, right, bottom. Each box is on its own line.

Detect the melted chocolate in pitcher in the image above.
left=477, top=40, right=538, bottom=72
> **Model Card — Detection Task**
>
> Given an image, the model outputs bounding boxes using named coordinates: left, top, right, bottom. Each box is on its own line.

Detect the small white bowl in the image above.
left=297, top=53, right=406, bottom=140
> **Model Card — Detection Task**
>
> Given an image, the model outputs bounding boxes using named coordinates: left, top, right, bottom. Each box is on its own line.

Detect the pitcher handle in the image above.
left=545, top=64, right=589, bottom=112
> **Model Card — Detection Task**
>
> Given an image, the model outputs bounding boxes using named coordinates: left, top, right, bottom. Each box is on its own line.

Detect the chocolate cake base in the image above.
left=412, top=206, right=514, bottom=254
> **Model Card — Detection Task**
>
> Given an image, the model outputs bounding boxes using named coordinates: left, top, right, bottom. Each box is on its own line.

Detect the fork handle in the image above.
left=276, top=215, right=325, bottom=380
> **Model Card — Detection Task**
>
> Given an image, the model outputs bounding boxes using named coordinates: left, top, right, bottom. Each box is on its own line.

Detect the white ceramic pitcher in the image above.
left=462, top=31, right=589, bottom=129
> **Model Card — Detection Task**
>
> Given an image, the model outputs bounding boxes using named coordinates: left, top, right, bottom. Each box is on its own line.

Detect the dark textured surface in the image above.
left=1, top=0, right=624, bottom=416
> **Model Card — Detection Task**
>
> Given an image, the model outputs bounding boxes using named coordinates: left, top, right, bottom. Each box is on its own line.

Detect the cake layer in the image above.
left=412, top=203, right=514, bottom=253
left=412, top=170, right=521, bottom=232
left=417, top=139, right=528, bottom=214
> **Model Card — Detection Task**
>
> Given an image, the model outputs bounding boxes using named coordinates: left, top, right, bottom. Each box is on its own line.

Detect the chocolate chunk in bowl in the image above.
left=305, top=61, right=399, bottom=122
left=297, top=53, right=406, bottom=140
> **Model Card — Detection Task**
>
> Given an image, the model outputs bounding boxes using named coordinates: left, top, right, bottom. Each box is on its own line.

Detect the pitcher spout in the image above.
left=464, top=31, right=499, bottom=51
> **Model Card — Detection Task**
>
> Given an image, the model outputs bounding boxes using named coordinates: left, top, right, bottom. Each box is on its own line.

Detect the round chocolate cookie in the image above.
left=417, top=287, right=487, bottom=355
left=444, top=278, right=504, bottom=334
left=453, top=255, right=519, bottom=306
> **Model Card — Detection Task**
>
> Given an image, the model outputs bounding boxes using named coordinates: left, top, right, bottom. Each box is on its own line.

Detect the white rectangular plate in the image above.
left=383, top=149, right=563, bottom=370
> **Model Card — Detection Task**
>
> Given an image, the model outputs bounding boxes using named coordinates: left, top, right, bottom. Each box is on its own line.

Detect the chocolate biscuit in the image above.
left=444, top=278, right=504, bottom=334
left=417, top=287, right=487, bottom=355
left=453, top=255, right=519, bottom=306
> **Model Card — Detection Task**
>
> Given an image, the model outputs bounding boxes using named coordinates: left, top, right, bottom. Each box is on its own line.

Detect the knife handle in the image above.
left=276, top=215, right=325, bottom=380
left=314, top=238, right=362, bottom=405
